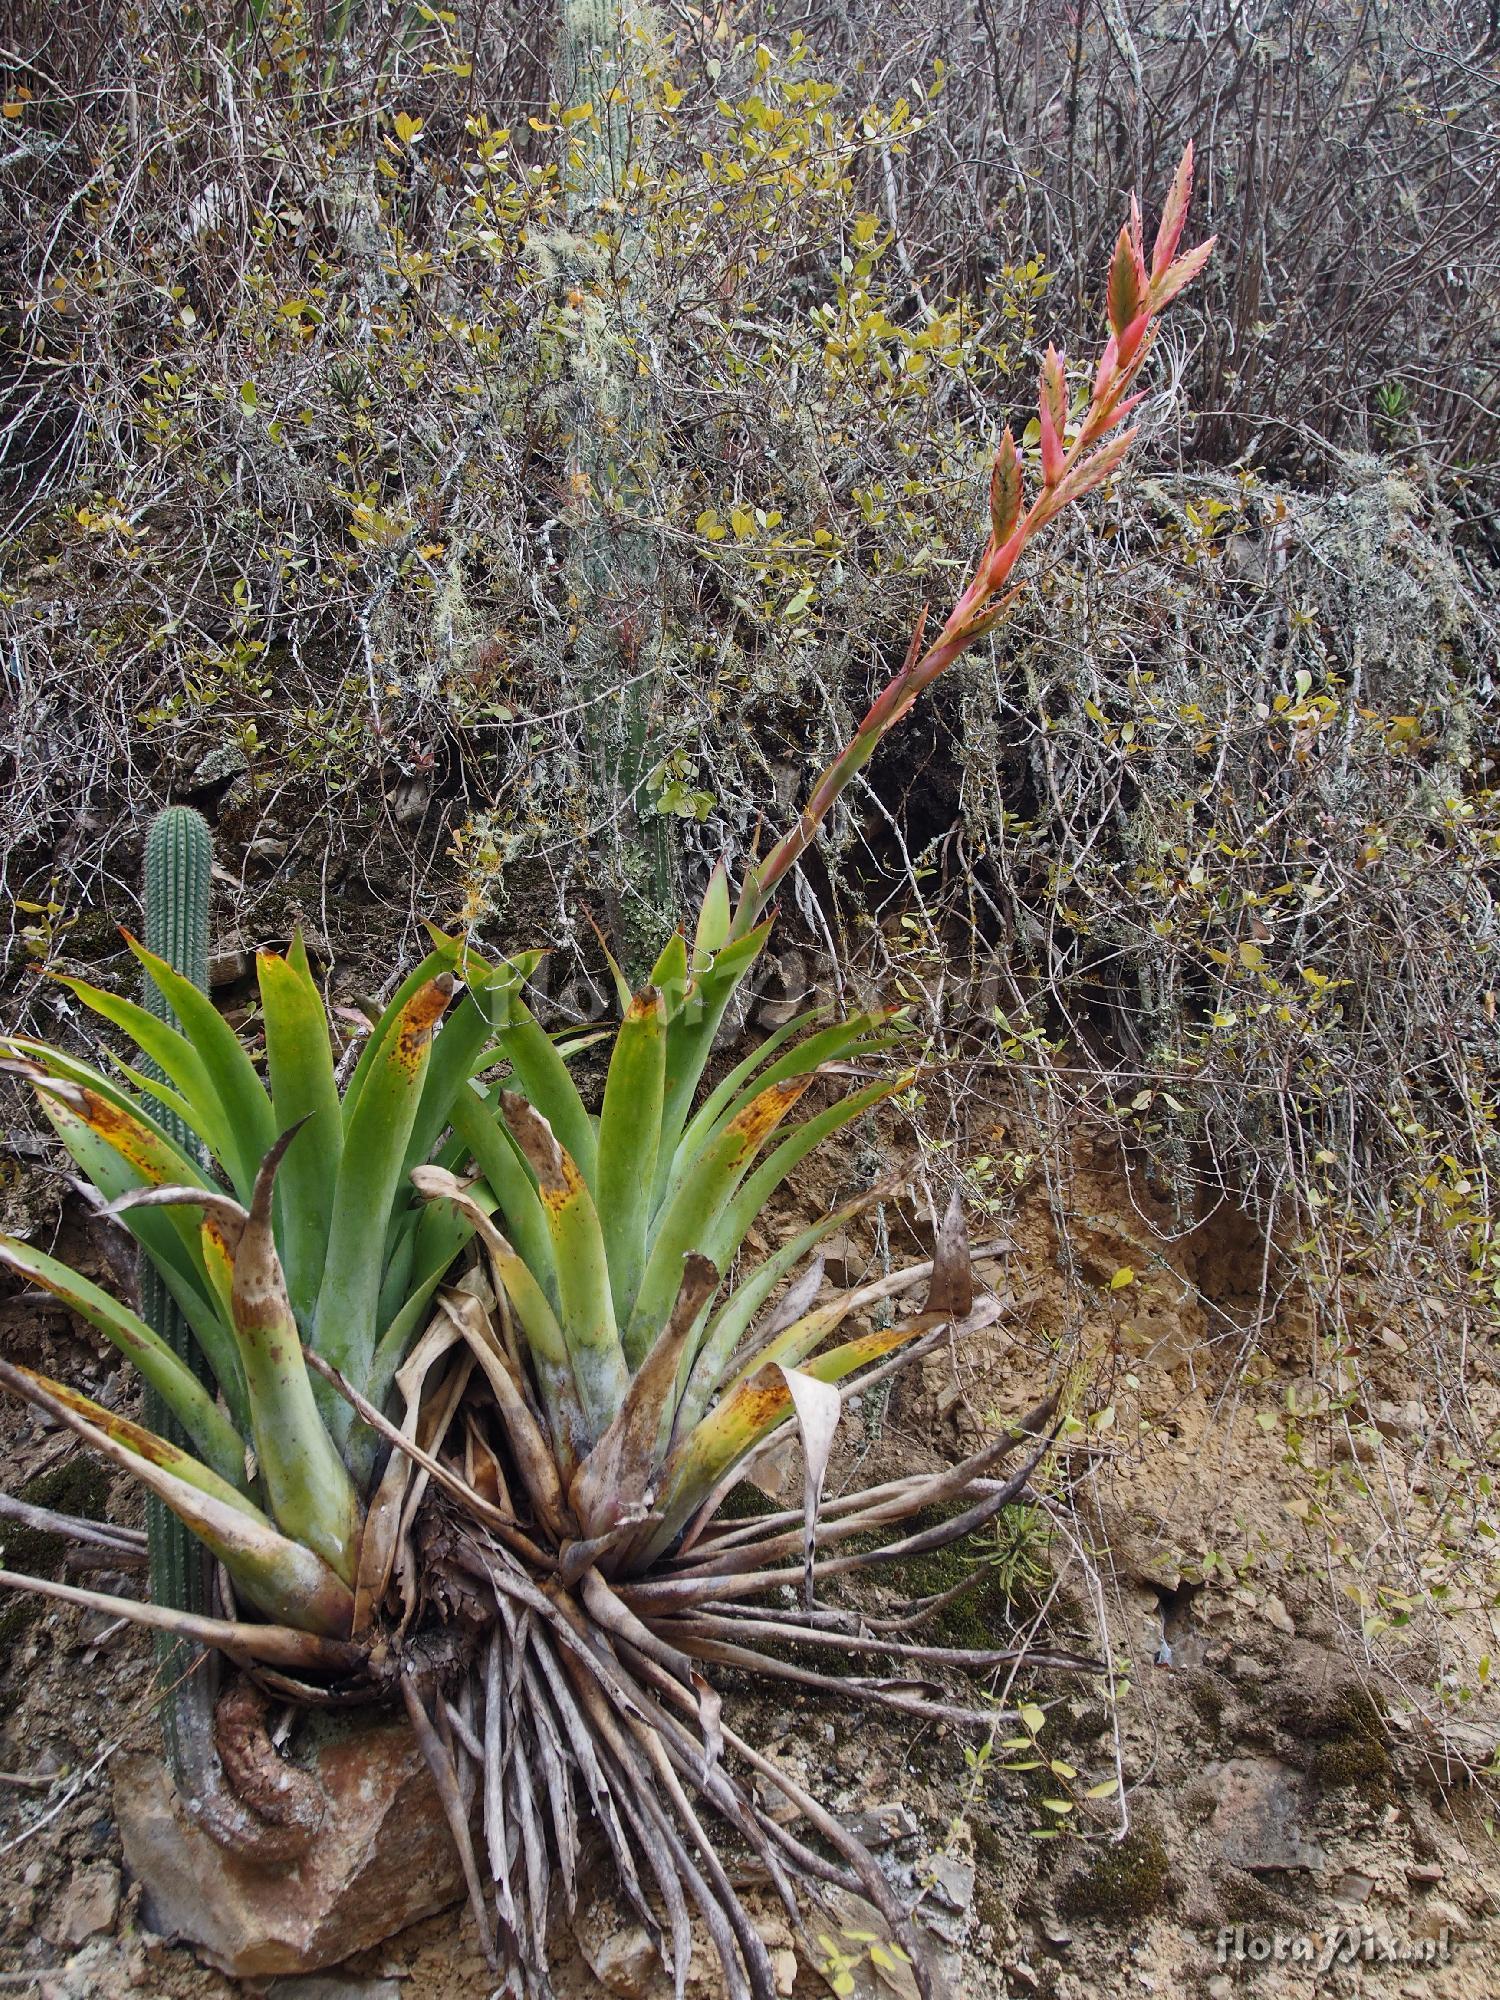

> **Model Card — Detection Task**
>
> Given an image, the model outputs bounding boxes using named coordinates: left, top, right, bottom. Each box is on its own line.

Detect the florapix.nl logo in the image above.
left=1214, top=1924, right=1455, bottom=1973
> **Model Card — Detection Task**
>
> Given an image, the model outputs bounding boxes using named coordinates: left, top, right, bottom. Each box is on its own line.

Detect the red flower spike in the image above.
left=1150, top=235, right=1217, bottom=312
left=1106, top=225, right=1143, bottom=340
left=1038, top=391, right=1064, bottom=487
left=728, top=146, right=1215, bottom=938
left=1092, top=333, right=1120, bottom=406
left=1152, top=141, right=1195, bottom=281
left=1116, top=309, right=1151, bottom=368
left=1052, top=428, right=1136, bottom=509
left=1038, top=349, right=1067, bottom=487
left=1092, top=390, right=1146, bottom=438
left=1041, top=346, right=1068, bottom=435
left=1129, top=194, right=1147, bottom=282
left=989, top=429, right=1023, bottom=547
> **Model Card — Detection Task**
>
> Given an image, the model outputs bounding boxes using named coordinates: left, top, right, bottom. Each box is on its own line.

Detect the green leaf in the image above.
left=666, top=1011, right=900, bottom=1205
left=678, top=1183, right=892, bottom=1431
left=411, top=1169, right=589, bottom=1472
left=594, top=986, right=667, bottom=1328
left=230, top=1130, right=362, bottom=1581
left=498, top=1096, right=628, bottom=1439
left=449, top=1081, right=555, bottom=1291
left=692, top=860, right=732, bottom=968
left=2, top=1360, right=352, bottom=1638
left=0, top=1235, right=245, bottom=1486
left=10, top=1364, right=258, bottom=1520
left=313, top=975, right=453, bottom=1408
left=654, top=921, right=773, bottom=1205
left=648, top=1317, right=925, bottom=1554
left=706, top=1072, right=912, bottom=1270
left=340, top=937, right=462, bottom=1133
left=475, top=966, right=598, bottom=1188
left=258, top=940, right=343, bottom=1330
left=125, top=934, right=278, bottom=1199
left=626, top=1074, right=813, bottom=1368
left=399, top=948, right=542, bottom=1185
left=33, top=983, right=232, bottom=1170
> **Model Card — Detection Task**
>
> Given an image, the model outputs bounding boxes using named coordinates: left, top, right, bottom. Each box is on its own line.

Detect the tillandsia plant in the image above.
left=0, top=151, right=1212, bottom=1995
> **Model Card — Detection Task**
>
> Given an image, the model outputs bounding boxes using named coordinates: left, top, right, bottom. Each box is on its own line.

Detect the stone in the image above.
left=265, top=1981, right=405, bottom=2000
left=1261, top=1595, right=1295, bottom=1637
left=47, top=1863, right=121, bottom=1945
left=1410, top=1896, right=1466, bottom=1941
left=837, top=1804, right=919, bottom=1850
left=1334, top=1870, right=1376, bottom=1904
left=115, top=1716, right=465, bottom=1977
left=572, top=1918, right=661, bottom=2000
left=208, top=947, right=253, bottom=988
left=922, top=1854, right=975, bottom=1947
left=190, top=741, right=249, bottom=788
left=819, top=1232, right=864, bottom=1287
left=567, top=1853, right=800, bottom=2000
left=1211, top=1757, right=1325, bottom=1873
left=1371, top=1398, right=1428, bottom=1440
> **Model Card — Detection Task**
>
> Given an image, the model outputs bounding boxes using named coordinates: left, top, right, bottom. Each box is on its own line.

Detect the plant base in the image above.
left=116, top=1713, right=465, bottom=1977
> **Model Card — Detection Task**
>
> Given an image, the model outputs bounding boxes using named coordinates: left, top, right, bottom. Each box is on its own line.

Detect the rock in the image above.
left=1334, top=1869, right=1376, bottom=1903
left=1211, top=1758, right=1325, bottom=1873
left=929, top=1856, right=975, bottom=1914
left=837, top=1804, right=919, bottom=1849
left=1371, top=1398, right=1428, bottom=1440
left=568, top=1860, right=801, bottom=2000
left=1262, top=1595, right=1295, bottom=1637
left=1407, top=1862, right=1445, bottom=1887
left=189, top=741, right=249, bottom=788
left=47, top=1863, right=121, bottom=1945
left=1410, top=1896, right=1466, bottom=1941
left=115, top=1716, right=465, bottom=1977
left=208, top=947, right=253, bottom=987
left=265, top=1981, right=405, bottom=2000
left=820, top=1232, right=864, bottom=1287
left=801, top=1886, right=944, bottom=1999
left=573, top=1917, right=661, bottom=2000
left=35, top=1939, right=133, bottom=2000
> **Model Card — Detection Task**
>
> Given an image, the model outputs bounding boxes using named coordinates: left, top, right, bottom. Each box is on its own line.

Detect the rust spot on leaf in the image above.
left=201, top=1215, right=238, bottom=1284
left=20, top=1368, right=182, bottom=1471
left=393, top=974, right=454, bottom=1071
left=721, top=1375, right=790, bottom=1435
left=501, top=1093, right=566, bottom=1190
left=726, top=1076, right=812, bottom=1152
left=66, top=1088, right=169, bottom=1181
left=625, top=985, right=663, bottom=1025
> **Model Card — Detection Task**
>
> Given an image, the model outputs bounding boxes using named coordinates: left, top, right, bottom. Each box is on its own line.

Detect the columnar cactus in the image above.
left=140, top=806, right=216, bottom=1785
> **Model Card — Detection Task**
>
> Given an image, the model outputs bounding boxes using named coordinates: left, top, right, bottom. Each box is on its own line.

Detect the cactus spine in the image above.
left=140, top=807, right=217, bottom=1787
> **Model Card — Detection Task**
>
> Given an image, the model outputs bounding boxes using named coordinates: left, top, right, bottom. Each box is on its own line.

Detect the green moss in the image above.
left=891, top=1502, right=1050, bottom=1649
left=1309, top=1731, right=1392, bottom=1794
left=1321, top=1684, right=1384, bottom=1741
left=973, top=1817, right=1016, bottom=1934
left=1182, top=1669, right=1228, bottom=1736
left=1057, top=1823, right=1172, bottom=1922
left=716, top=1479, right=779, bottom=1524
left=1302, top=1682, right=1391, bottom=1796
